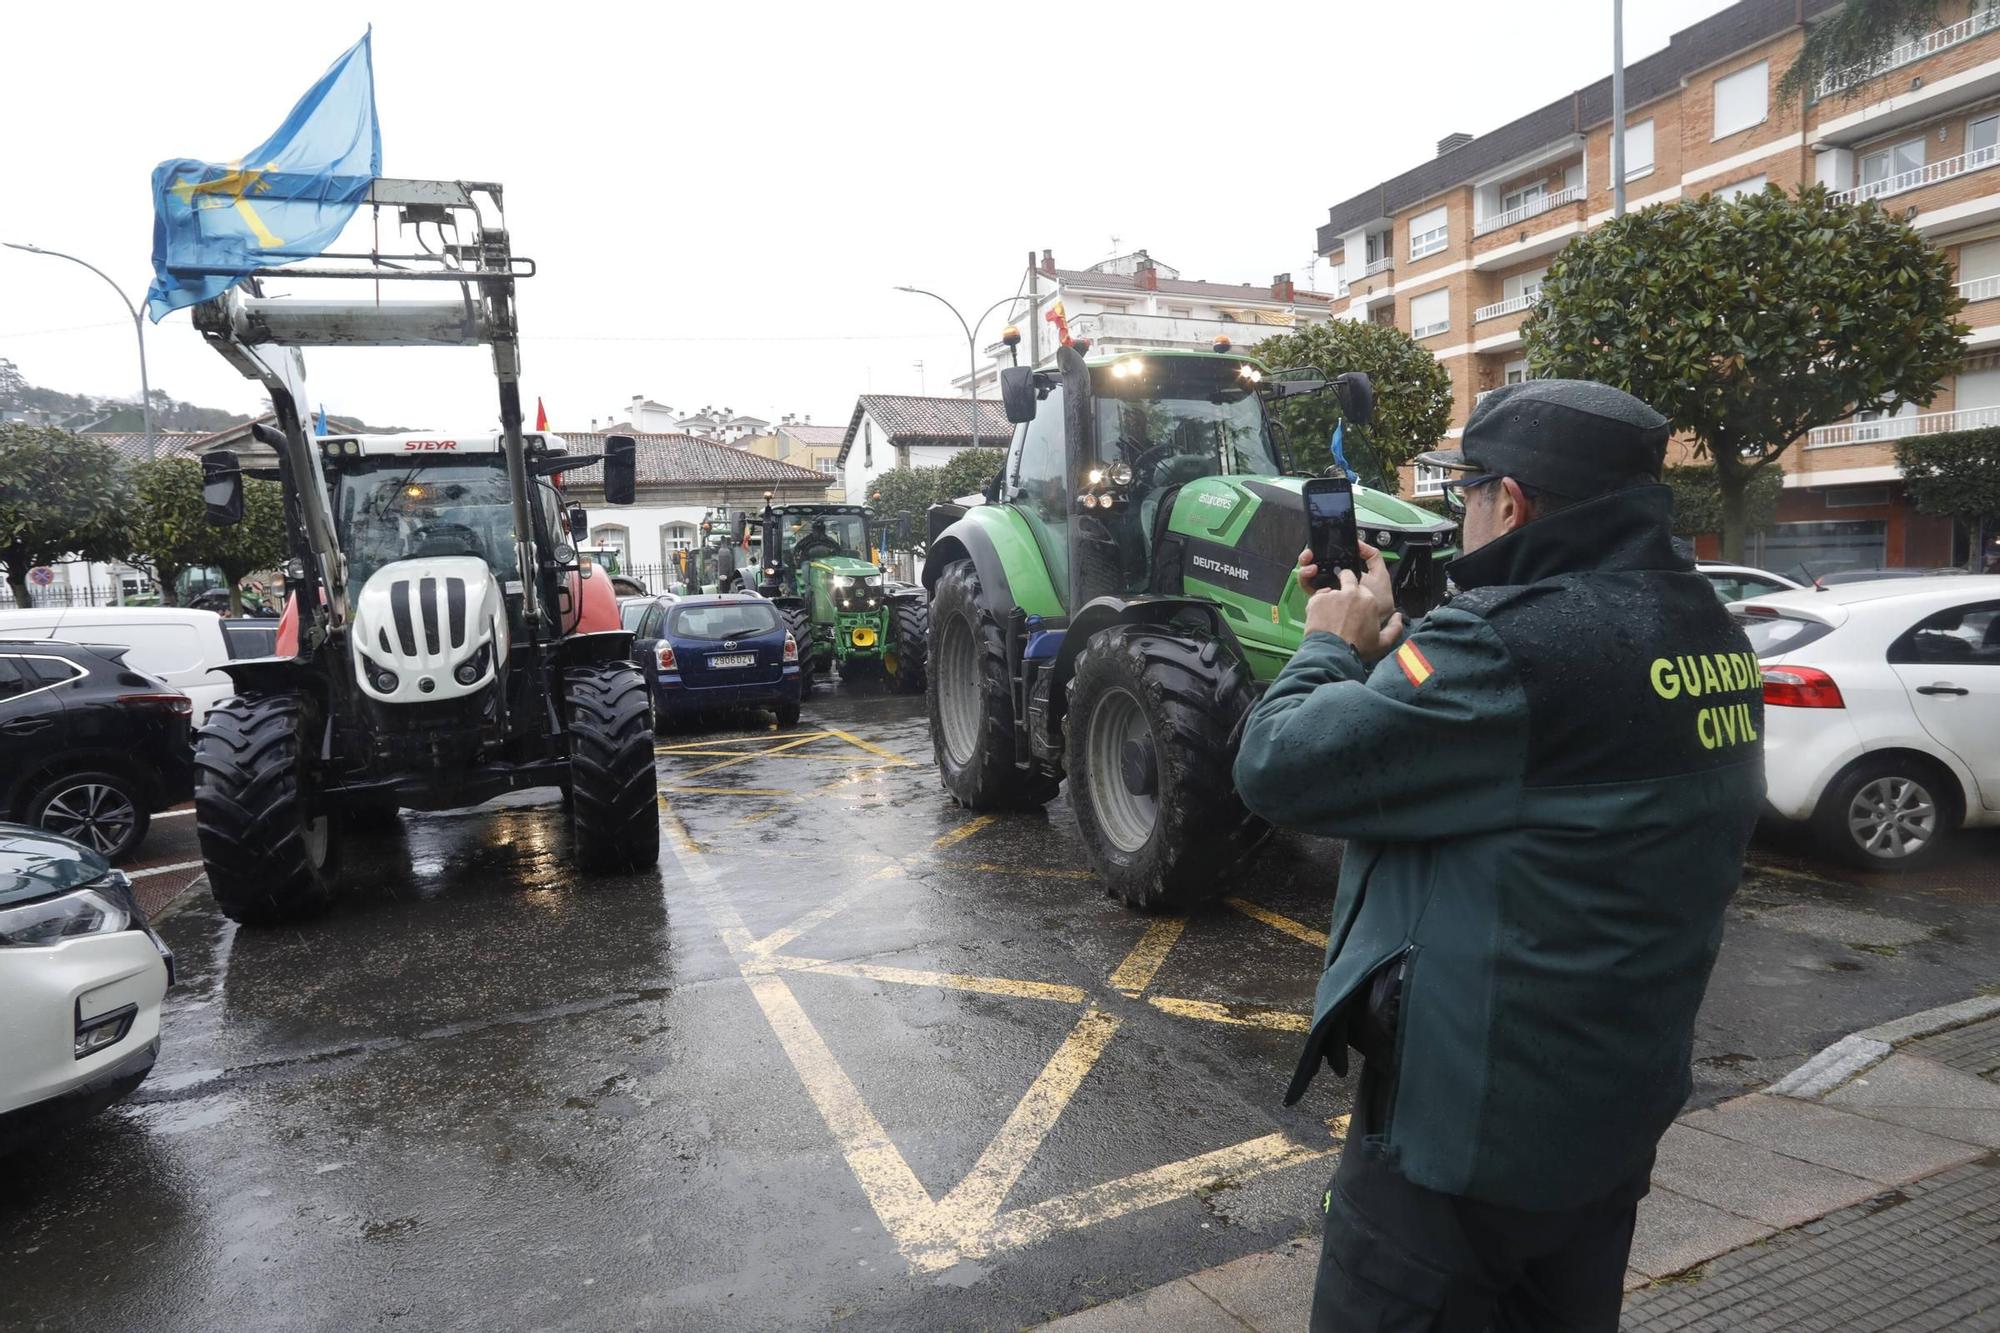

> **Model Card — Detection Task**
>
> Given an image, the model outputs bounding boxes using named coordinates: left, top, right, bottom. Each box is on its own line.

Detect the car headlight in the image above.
left=0, top=888, right=131, bottom=947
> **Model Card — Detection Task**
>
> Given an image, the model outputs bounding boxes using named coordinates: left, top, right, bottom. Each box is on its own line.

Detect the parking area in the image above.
left=4, top=690, right=1998, bottom=1331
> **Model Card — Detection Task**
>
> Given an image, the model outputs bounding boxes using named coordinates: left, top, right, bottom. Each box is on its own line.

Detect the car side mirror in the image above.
left=604, top=434, right=637, bottom=505
left=203, top=450, right=244, bottom=526
left=1335, top=372, right=1375, bottom=429
left=1000, top=366, right=1039, bottom=424
left=567, top=503, right=588, bottom=543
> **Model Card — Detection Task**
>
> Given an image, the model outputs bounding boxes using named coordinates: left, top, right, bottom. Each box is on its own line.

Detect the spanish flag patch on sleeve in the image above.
left=1395, top=640, right=1435, bottom=688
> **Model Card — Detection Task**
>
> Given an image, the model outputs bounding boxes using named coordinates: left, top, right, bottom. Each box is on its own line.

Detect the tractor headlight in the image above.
left=1107, top=461, right=1134, bottom=487
left=864, top=575, right=883, bottom=587
left=833, top=576, right=855, bottom=589
left=452, top=643, right=493, bottom=687
left=360, top=653, right=399, bottom=694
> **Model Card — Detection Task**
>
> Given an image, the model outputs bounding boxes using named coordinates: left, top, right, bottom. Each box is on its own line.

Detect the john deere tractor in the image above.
left=757, top=502, right=926, bottom=693
left=923, top=344, right=1457, bottom=911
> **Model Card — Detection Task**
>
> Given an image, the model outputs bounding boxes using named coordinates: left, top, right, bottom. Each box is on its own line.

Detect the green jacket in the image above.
left=1234, top=485, right=1763, bottom=1210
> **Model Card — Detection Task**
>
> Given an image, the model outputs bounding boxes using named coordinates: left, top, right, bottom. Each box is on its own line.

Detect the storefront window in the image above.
left=1749, top=519, right=1887, bottom=581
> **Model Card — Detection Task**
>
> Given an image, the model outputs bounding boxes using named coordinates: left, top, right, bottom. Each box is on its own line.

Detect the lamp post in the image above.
left=893, top=287, right=1033, bottom=454
left=4, top=242, right=155, bottom=459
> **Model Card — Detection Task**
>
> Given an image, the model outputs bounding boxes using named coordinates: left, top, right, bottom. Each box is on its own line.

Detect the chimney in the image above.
left=1437, top=132, right=1473, bottom=157
left=1271, top=273, right=1296, bottom=302
left=1040, top=249, right=1056, bottom=275
left=1134, top=253, right=1158, bottom=291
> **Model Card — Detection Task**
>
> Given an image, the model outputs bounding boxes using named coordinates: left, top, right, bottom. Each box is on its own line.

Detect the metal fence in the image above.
left=0, top=582, right=133, bottom=610
left=607, top=551, right=923, bottom=594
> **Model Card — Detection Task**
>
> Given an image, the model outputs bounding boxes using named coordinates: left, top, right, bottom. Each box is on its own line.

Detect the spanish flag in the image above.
left=1044, top=299, right=1072, bottom=348
left=1395, top=640, right=1434, bottom=688
left=535, top=397, right=549, bottom=431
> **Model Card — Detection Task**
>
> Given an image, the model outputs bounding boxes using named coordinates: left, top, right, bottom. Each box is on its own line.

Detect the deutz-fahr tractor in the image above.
left=187, top=178, right=660, bottom=925
left=757, top=502, right=927, bottom=694
left=923, top=344, right=1457, bottom=911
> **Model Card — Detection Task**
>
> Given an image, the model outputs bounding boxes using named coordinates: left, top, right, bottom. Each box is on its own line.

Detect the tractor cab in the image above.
left=757, top=502, right=928, bottom=693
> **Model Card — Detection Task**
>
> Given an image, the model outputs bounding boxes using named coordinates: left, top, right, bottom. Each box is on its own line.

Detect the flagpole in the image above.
left=5, top=242, right=154, bottom=458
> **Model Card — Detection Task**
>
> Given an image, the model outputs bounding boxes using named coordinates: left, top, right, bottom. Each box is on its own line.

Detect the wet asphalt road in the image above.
left=4, top=686, right=1998, bottom=1331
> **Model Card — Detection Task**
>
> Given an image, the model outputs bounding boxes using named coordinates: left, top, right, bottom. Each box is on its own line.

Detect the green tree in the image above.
left=0, top=424, right=130, bottom=608
left=126, top=458, right=212, bottom=605
left=1896, top=429, right=2000, bottom=567
left=1778, top=1, right=1944, bottom=103
left=1663, top=465, right=1782, bottom=541
left=936, top=447, right=1006, bottom=503
left=1522, top=186, right=1966, bottom=560
left=865, top=465, right=945, bottom=547
left=216, top=478, right=287, bottom=614
left=1248, top=321, right=1454, bottom=491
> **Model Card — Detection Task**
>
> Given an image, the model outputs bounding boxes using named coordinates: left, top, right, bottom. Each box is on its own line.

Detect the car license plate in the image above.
left=708, top=653, right=756, bottom=669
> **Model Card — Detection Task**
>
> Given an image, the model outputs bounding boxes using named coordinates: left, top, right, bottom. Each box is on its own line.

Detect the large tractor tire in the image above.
left=1066, top=627, right=1267, bottom=912
left=194, top=693, right=340, bottom=926
left=928, top=559, right=1059, bottom=810
left=778, top=602, right=819, bottom=695
left=887, top=595, right=930, bottom=695
left=565, top=663, right=661, bottom=874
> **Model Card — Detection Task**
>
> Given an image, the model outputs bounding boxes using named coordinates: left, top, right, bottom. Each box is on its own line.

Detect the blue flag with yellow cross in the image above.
left=145, top=30, right=381, bottom=322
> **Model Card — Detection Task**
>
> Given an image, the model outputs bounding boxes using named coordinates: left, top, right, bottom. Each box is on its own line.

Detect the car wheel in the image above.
left=27, top=770, right=150, bottom=861
left=1813, top=757, right=1956, bottom=871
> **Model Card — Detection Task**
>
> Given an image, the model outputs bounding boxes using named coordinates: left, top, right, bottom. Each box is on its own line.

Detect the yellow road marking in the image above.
left=751, top=867, right=905, bottom=958
left=1107, top=919, right=1186, bottom=997
left=657, top=732, right=831, bottom=754
left=932, top=814, right=997, bottom=850
left=1147, top=995, right=1311, bottom=1033
left=822, top=726, right=915, bottom=766
left=726, top=807, right=787, bottom=829
left=1226, top=897, right=1329, bottom=950
left=678, top=733, right=825, bottom=780
left=666, top=786, right=801, bottom=797
left=760, top=954, right=1090, bottom=1005
left=938, top=1009, right=1122, bottom=1225
left=656, top=796, right=704, bottom=854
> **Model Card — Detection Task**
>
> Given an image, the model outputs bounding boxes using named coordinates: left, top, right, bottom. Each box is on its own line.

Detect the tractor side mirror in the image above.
left=202, top=451, right=244, bottom=526
left=893, top=514, right=912, bottom=548
left=1334, top=372, right=1375, bottom=429
left=733, top=512, right=748, bottom=544
left=603, top=434, right=637, bottom=505
left=1000, top=366, right=1039, bottom=424
left=567, top=503, right=588, bottom=543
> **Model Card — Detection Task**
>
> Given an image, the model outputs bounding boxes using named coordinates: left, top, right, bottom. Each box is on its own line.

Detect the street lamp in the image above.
left=4, top=242, right=155, bottom=459
left=893, top=286, right=1033, bottom=454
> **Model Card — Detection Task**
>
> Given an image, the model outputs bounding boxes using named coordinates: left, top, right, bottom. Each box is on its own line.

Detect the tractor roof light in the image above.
left=1238, top=364, right=1261, bottom=382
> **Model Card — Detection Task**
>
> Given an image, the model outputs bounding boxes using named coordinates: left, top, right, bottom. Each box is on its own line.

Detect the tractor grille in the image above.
left=384, top=575, right=470, bottom=656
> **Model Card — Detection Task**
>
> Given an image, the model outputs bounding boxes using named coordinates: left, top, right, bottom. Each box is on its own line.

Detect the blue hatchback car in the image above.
left=632, top=594, right=802, bottom=729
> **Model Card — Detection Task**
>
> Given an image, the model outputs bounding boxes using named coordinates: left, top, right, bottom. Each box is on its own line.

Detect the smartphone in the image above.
left=1302, top=477, right=1363, bottom=588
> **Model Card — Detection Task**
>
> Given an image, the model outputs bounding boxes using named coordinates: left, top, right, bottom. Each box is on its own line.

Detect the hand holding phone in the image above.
left=1302, top=478, right=1364, bottom=589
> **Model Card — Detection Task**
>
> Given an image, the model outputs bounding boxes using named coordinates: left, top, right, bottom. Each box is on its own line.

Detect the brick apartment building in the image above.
left=1314, top=0, right=2000, bottom=574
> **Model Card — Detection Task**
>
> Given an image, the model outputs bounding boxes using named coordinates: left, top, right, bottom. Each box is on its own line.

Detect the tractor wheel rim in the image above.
left=43, top=783, right=136, bottom=856
left=1848, top=776, right=1935, bottom=859
left=304, top=816, right=331, bottom=869
left=1087, top=686, right=1157, bottom=855
left=937, top=612, right=980, bottom=766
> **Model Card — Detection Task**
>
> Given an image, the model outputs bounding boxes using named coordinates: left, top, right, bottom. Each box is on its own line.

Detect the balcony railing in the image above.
left=1474, top=290, right=1541, bottom=322
left=1411, top=318, right=1451, bottom=339
left=1960, top=273, right=2000, bottom=302
left=1472, top=184, right=1585, bottom=238
left=1807, top=404, right=2000, bottom=447
left=1832, top=145, right=2000, bottom=206
left=1815, top=7, right=2000, bottom=100
left=1361, top=256, right=1395, bottom=277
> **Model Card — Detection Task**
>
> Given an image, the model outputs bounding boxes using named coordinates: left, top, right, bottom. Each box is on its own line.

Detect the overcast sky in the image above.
left=1, top=0, right=1736, bottom=435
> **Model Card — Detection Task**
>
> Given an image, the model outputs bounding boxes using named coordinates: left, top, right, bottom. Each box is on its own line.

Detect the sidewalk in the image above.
left=1036, top=996, right=2000, bottom=1332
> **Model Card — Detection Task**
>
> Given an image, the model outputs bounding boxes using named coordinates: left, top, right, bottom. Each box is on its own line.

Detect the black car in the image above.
left=0, top=640, right=196, bottom=861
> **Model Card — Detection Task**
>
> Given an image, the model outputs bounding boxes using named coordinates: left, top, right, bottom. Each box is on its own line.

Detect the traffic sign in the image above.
left=27, top=566, right=54, bottom=587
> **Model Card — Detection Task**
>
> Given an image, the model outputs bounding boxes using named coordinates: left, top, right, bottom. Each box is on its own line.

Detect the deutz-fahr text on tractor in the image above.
left=188, top=178, right=660, bottom=925
left=923, top=344, right=1457, bottom=911
left=757, top=502, right=927, bottom=694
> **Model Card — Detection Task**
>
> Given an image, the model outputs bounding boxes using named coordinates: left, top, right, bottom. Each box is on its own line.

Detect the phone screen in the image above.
left=1305, top=482, right=1361, bottom=585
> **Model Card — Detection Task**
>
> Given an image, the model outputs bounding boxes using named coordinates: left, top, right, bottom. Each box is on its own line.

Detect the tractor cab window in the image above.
left=782, top=513, right=868, bottom=564
left=1009, top=383, right=1072, bottom=602
left=333, top=459, right=520, bottom=590
left=1093, top=357, right=1280, bottom=489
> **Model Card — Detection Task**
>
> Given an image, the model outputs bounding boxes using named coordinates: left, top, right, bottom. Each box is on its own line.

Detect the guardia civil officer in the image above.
left=1233, top=380, right=1764, bottom=1331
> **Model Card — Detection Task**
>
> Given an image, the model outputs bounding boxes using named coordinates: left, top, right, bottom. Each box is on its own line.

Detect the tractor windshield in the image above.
left=333, top=459, right=520, bottom=589
left=1093, top=357, right=1281, bottom=486
left=780, top=512, right=869, bottom=564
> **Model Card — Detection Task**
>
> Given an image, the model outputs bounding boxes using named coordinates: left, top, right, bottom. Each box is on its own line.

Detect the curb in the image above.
left=1766, top=992, right=2000, bottom=1101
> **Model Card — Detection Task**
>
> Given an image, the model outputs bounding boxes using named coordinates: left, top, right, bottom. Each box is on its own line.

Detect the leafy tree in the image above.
left=0, top=424, right=130, bottom=607
left=937, top=447, right=1006, bottom=503
left=1522, top=185, right=1966, bottom=560
left=1896, top=429, right=2000, bottom=567
left=126, top=458, right=212, bottom=604
left=865, top=465, right=942, bottom=541
left=1248, top=321, right=1454, bottom=491
left=1778, top=1, right=1944, bottom=103
left=1664, top=465, right=1782, bottom=541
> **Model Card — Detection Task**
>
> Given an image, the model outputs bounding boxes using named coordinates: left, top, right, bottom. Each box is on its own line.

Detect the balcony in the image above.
left=1474, top=291, right=1541, bottom=322
left=1473, top=185, right=1585, bottom=238
left=1066, top=309, right=1296, bottom=353
left=1361, top=256, right=1395, bottom=278
left=1960, top=273, right=2000, bottom=302
left=1816, top=7, right=2000, bottom=100
left=1807, top=404, right=2000, bottom=447
left=1830, top=145, right=2000, bottom=206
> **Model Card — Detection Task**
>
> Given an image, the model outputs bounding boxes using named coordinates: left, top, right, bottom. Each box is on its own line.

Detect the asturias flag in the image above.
left=1044, top=299, right=1072, bottom=348
left=535, top=397, right=549, bottom=431
left=146, top=31, right=382, bottom=323
left=315, top=403, right=329, bottom=436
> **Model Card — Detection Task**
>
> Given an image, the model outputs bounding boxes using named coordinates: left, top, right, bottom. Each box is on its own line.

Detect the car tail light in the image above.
left=783, top=633, right=799, bottom=663
left=656, top=642, right=677, bottom=671
left=1762, top=666, right=1844, bottom=709
left=117, top=692, right=192, bottom=715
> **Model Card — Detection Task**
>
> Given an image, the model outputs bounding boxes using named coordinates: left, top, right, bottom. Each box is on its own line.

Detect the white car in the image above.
left=0, top=822, right=172, bottom=1154
left=1734, top=575, right=2000, bottom=869
left=1696, top=561, right=1803, bottom=602
left=0, top=607, right=237, bottom=724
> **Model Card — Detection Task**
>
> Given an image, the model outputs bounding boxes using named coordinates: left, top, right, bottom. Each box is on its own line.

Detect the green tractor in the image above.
left=922, top=344, right=1458, bottom=911
left=676, top=509, right=760, bottom=595
left=757, top=502, right=927, bottom=693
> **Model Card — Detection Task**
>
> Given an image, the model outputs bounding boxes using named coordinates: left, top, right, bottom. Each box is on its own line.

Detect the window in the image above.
left=0, top=656, right=28, bottom=702
left=591, top=524, right=629, bottom=552
left=1955, top=366, right=2000, bottom=428
left=669, top=601, right=783, bottom=640
left=1502, top=269, right=1547, bottom=305
left=1712, top=61, right=1769, bottom=139
left=663, top=523, right=697, bottom=552
left=621, top=600, right=650, bottom=633
left=1414, top=463, right=1450, bottom=496
left=1704, top=571, right=1793, bottom=602
left=1409, top=288, right=1450, bottom=339
left=1972, top=114, right=2000, bottom=164
left=1369, top=302, right=1396, bottom=326
left=1500, top=181, right=1545, bottom=214
left=1010, top=382, right=1071, bottom=602
left=864, top=419, right=873, bottom=467
left=1860, top=137, right=1925, bottom=194
left=1824, top=485, right=1892, bottom=508
left=1960, top=238, right=2000, bottom=301
left=1505, top=359, right=1531, bottom=386
left=1718, top=175, right=1768, bottom=201
left=1854, top=400, right=1919, bottom=439
left=1890, top=602, right=2000, bottom=666
left=1409, top=206, right=1448, bottom=261
left=1748, top=519, right=1887, bottom=581
left=1735, top=612, right=1834, bottom=659
left=1365, top=229, right=1393, bottom=265
left=1622, top=119, right=1655, bottom=179
left=818, top=457, right=837, bottom=474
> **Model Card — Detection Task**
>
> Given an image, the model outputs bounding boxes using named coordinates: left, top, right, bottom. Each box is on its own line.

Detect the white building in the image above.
left=836, top=395, right=1013, bottom=504
left=957, top=249, right=1341, bottom=394
left=601, top=397, right=770, bottom=445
